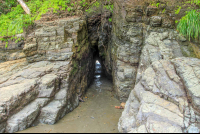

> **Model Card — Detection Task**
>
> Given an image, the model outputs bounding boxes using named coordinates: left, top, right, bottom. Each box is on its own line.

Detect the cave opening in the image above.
left=15, top=14, right=121, bottom=133
left=92, top=45, right=103, bottom=78
left=91, top=44, right=109, bottom=83
left=85, top=41, right=114, bottom=96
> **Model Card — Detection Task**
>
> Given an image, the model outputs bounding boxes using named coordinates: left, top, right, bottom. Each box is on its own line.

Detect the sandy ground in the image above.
left=18, top=63, right=123, bottom=133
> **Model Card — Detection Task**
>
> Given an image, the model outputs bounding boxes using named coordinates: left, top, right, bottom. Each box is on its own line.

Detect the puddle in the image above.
left=18, top=61, right=122, bottom=133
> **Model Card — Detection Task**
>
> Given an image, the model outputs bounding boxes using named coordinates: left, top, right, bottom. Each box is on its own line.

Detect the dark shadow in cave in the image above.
left=92, top=45, right=104, bottom=78
left=91, top=44, right=112, bottom=83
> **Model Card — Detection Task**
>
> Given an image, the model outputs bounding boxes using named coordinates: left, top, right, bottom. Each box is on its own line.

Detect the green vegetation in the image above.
left=177, top=9, right=200, bottom=41
left=67, top=7, right=72, bottom=12
left=186, top=0, right=200, bottom=5
left=156, top=3, right=160, bottom=7
left=175, top=6, right=181, bottom=14
left=85, top=1, right=100, bottom=13
left=79, top=0, right=87, bottom=7
left=176, top=0, right=200, bottom=41
left=103, top=3, right=114, bottom=12
left=85, top=0, right=113, bottom=14
left=0, top=0, right=114, bottom=44
left=70, top=61, right=79, bottom=76
left=71, top=3, right=74, bottom=7
left=150, top=1, right=160, bottom=7
left=0, top=0, right=83, bottom=43
left=162, top=9, right=166, bottom=13
left=5, top=42, right=8, bottom=48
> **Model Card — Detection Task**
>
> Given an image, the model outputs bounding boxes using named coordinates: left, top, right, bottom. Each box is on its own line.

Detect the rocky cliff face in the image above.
left=118, top=57, right=200, bottom=133
left=108, top=0, right=198, bottom=103
left=112, top=0, right=200, bottom=133
left=0, top=17, right=95, bottom=133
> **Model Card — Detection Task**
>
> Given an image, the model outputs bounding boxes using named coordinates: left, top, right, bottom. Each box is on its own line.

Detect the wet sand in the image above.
left=18, top=63, right=122, bottom=133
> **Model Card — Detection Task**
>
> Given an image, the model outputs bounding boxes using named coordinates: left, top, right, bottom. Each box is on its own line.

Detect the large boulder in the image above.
left=118, top=58, right=200, bottom=133
left=6, top=98, right=49, bottom=133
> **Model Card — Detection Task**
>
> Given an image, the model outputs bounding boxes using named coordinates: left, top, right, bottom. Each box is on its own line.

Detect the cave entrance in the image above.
left=18, top=25, right=122, bottom=134
left=93, top=46, right=103, bottom=76
left=92, top=44, right=106, bottom=79
left=95, top=60, right=102, bottom=75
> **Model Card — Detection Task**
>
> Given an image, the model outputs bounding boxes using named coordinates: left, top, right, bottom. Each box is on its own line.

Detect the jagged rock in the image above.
left=172, top=58, right=200, bottom=110
left=129, top=125, right=147, bottom=133
left=23, top=43, right=38, bottom=57
left=46, top=50, right=73, bottom=61
left=141, top=60, right=186, bottom=103
left=162, top=17, right=174, bottom=28
left=0, top=79, right=39, bottom=120
left=0, top=16, right=93, bottom=133
left=38, top=74, right=59, bottom=98
left=176, top=34, right=187, bottom=42
left=119, top=77, right=184, bottom=133
left=145, top=118, right=182, bottom=133
left=35, top=28, right=56, bottom=37
left=136, top=31, right=183, bottom=83
left=118, top=88, right=140, bottom=133
left=111, top=11, right=144, bottom=101
left=0, top=123, right=6, bottom=133
left=0, top=59, right=71, bottom=124
left=150, top=16, right=162, bottom=27
left=187, top=124, right=200, bottom=133
left=0, top=51, right=26, bottom=62
left=6, top=98, right=49, bottom=133
left=119, top=57, right=200, bottom=133
left=146, top=6, right=158, bottom=16
left=39, top=88, right=69, bottom=125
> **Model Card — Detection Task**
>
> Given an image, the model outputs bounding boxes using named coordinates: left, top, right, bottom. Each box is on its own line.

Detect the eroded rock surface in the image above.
left=0, top=17, right=94, bottom=133
left=0, top=59, right=71, bottom=133
left=109, top=0, right=197, bottom=103
left=0, top=0, right=200, bottom=133
left=118, top=58, right=200, bottom=133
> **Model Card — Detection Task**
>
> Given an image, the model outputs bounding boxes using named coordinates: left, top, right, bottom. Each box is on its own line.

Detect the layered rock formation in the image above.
left=0, top=0, right=200, bottom=133
left=109, top=0, right=198, bottom=103
left=119, top=57, right=200, bottom=133
left=0, top=17, right=95, bottom=133
left=114, top=0, right=200, bottom=133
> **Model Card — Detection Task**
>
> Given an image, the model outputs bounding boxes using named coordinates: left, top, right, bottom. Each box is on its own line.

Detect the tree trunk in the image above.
left=17, top=0, right=31, bottom=14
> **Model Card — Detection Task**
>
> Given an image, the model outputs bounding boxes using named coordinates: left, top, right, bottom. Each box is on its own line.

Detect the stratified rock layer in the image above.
left=114, top=0, right=200, bottom=133
left=118, top=58, right=200, bottom=133
left=0, top=17, right=94, bottom=133
left=109, top=0, right=197, bottom=103
left=0, top=0, right=200, bottom=133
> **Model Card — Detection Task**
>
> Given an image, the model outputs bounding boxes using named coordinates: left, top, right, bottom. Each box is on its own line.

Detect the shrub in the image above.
left=176, top=0, right=200, bottom=41
left=177, top=9, right=199, bottom=41
left=0, top=0, right=73, bottom=41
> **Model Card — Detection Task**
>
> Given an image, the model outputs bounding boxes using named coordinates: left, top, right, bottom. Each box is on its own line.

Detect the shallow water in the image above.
left=18, top=62, right=122, bottom=133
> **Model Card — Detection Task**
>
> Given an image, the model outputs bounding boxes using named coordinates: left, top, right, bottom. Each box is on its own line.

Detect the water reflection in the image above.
left=94, top=60, right=102, bottom=92
left=18, top=60, right=122, bottom=133
left=95, top=60, right=102, bottom=74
